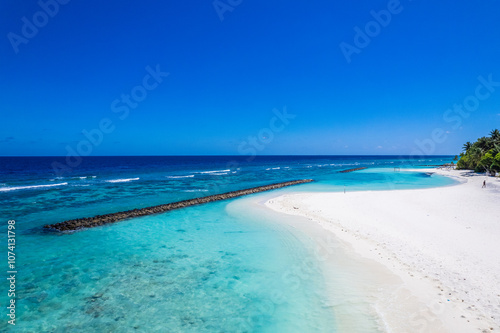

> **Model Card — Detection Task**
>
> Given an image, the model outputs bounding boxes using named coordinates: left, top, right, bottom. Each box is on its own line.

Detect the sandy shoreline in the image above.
left=265, top=169, right=500, bottom=332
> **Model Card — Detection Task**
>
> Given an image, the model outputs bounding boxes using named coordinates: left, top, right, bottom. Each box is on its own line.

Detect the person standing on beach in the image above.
left=482, top=180, right=486, bottom=188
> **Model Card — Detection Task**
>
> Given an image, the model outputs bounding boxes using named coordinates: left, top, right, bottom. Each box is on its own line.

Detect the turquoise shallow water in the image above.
left=7, top=202, right=337, bottom=332
left=0, top=156, right=456, bottom=332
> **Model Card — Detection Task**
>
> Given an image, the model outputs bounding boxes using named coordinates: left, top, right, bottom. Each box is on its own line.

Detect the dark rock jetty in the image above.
left=44, top=179, right=314, bottom=232
left=338, top=167, right=367, bottom=173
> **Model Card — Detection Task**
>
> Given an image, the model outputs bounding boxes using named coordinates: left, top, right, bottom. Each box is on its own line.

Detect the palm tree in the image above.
left=490, top=129, right=500, bottom=142
left=475, top=137, right=492, bottom=153
left=494, top=142, right=500, bottom=155
left=469, top=146, right=483, bottom=167
left=462, top=141, right=472, bottom=153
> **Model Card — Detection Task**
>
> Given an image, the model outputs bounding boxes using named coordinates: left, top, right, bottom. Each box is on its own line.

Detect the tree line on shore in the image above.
left=457, top=129, right=500, bottom=174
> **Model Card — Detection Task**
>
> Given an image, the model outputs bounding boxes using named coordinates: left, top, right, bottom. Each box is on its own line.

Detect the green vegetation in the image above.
left=457, top=129, right=500, bottom=174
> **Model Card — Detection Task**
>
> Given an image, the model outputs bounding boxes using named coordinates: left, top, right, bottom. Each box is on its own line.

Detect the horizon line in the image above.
left=0, top=154, right=456, bottom=158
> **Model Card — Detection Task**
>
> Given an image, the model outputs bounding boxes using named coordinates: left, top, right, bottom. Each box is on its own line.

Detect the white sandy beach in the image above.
left=265, top=169, right=500, bottom=332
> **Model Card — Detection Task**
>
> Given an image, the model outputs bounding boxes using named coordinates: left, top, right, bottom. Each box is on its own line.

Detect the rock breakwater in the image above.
left=338, top=167, right=367, bottom=173
left=44, top=179, right=314, bottom=232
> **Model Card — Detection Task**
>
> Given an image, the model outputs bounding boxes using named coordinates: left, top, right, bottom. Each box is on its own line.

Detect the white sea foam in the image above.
left=105, top=178, right=139, bottom=183
left=166, top=175, right=195, bottom=179
left=76, top=175, right=97, bottom=179
left=0, top=182, right=68, bottom=192
left=197, top=169, right=230, bottom=174
left=183, top=189, right=208, bottom=192
left=49, top=177, right=68, bottom=181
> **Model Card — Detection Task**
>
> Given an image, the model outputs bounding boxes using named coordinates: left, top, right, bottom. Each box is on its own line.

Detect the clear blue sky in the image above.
left=1, top=0, right=499, bottom=156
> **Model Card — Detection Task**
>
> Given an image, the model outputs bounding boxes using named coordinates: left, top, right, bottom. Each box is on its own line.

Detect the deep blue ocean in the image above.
left=0, top=155, right=456, bottom=332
